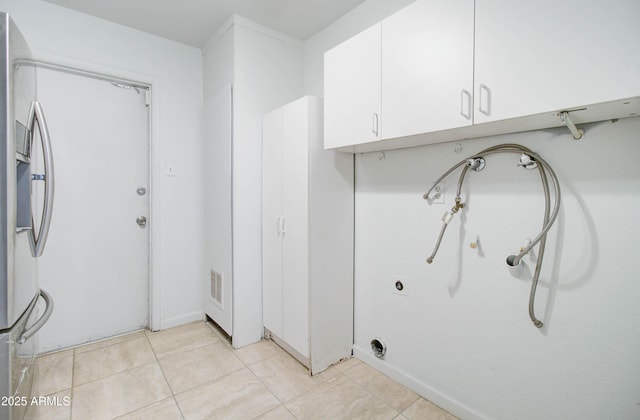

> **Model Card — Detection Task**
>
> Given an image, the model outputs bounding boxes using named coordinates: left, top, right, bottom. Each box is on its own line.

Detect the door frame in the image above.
left=30, top=53, right=161, bottom=331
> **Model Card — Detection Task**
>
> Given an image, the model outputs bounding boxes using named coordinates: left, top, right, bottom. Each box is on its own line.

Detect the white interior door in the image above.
left=281, top=101, right=309, bottom=358
left=34, top=66, right=149, bottom=353
left=261, top=106, right=284, bottom=338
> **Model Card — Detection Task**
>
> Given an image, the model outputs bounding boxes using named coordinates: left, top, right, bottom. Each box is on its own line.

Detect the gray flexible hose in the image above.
left=423, top=143, right=561, bottom=328
left=528, top=165, right=551, bottom=328
left=426, top=166, right=469, bottom=264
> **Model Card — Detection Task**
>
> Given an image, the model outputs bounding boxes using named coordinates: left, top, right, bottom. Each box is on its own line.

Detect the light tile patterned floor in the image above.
left=26, top=321, right=457, bottom=419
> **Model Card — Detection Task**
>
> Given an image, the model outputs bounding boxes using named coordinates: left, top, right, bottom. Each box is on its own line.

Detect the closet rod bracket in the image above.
left=558, top=111, right=584, bottom=140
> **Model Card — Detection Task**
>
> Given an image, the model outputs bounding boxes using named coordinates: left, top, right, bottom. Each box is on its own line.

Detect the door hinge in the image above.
left=144, top=89, right=150, bottom=107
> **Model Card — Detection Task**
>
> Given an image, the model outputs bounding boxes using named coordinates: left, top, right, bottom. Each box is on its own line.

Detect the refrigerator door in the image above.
left=1, top=12, right=39, bottom=330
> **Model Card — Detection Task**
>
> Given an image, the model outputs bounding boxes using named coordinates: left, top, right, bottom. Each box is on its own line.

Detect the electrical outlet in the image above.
left=432, top=183, right=445, bottom=204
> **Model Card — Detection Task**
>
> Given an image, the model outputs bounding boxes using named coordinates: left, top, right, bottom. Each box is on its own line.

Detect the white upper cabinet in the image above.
left=474, top=0, right=640, bottom=123
left=324, top=0, right=640, bottom=152
left=382, top=0, right=474, bottom=138
left=324, top=23, right=381, bottom=149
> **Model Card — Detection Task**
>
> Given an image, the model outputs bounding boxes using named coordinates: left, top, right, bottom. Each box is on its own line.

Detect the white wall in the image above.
left=203, top=17, right=304, bottom=347
left=353, top=119, right=640, bottom=420
left=304, top=1, right=640, bottom=419
left=202, top=25, right=234, bottom=337
left=203, top=25, right=234, bottom=100
left=1, top=0, right=205, bottom=330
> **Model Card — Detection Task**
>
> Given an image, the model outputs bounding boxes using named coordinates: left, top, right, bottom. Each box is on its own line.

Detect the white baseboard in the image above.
left=353, top=344, right=487, bottom=420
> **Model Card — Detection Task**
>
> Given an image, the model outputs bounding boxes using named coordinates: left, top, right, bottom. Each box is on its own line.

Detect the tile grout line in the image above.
left=245, top=356, right=297, bottom=419
left=29, top=350, right=75, bottom=420
left=149, top=329, right=247, bottom=398
left=144, top=322, right=271, bottom=418
left=161, top=322, right=284, bottom=418
left=244, top=343, right=342, bottom=420
left=350, top=375, right=403, bottom=419
left=67, top=330, right=177, bottom=420
left=69, top=348, right=76, bottom=420
left=39, top=322, right=434, bottom=420
left=201, top=319, right=297, bottom=412
left=329, top=359, right=410, bottom=418
left=219, top=334, right=301, bottom=419
left=72, top=328, right=190, bottom=419
left=143, top=329, right=187, bottom=420
left=341, top=361, right=420, bottom=415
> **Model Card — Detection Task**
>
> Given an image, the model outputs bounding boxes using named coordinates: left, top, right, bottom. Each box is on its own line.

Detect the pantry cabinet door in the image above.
left=324, top=23, right=381, bottom=149
left=262, top=108, right=284, bottom=338
left=282, top=100, right=310, bottom=358
left=382, top=0, right=474, bottom=139
left=474, top=0, right=640, bottom=123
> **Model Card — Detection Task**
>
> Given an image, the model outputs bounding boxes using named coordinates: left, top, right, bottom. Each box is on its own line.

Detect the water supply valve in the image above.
left=517, top=153, right=538, bottom=170
left=466, top=157, right=486, bottom=171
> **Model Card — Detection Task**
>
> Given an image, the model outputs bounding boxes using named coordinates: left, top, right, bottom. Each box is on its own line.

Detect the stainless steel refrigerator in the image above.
left=1, top=12, right=54, bottom=420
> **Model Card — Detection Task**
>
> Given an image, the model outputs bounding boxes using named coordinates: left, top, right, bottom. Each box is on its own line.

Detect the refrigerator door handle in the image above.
left=19, top=289, right=54, bottom=344
left=28, top=101, right=55, bottom=257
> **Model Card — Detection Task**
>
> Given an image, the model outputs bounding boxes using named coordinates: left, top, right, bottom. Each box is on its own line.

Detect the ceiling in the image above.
left=43, top=0, right=368, bottom=48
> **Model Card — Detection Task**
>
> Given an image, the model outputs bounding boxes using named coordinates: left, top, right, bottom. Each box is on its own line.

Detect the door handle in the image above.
left=372, top=113, right=379, bottom=136
left=27, top=101, right=55, bottom=257
left=460, top=89, right=472, bottom=120
left=478, top=84, right=491, bottom=116
left=136, top=216, right=147, bottom=227
left=19, top=289, right=54, bottom=344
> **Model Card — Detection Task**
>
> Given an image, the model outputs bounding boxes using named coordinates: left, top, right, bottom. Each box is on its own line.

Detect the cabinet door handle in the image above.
left=372, top=113, right=379, bottom=136
left=460, top=89, right=472, bottom=120
left=478, top=84, right=491, bottom=116
left=281, top=217, right=286, bottom=234
left=276, top=216, right=282, bottom=235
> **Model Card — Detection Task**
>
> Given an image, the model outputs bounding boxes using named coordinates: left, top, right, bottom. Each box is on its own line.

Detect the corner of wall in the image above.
left=202, top=15, right=236, bottom=56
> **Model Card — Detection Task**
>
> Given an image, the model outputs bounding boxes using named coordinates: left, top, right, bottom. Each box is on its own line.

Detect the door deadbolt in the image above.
left=136, top=216, right=147, bottom=227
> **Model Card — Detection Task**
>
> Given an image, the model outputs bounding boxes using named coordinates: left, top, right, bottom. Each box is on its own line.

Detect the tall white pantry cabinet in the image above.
left=262, top=96, right=354, bottom=374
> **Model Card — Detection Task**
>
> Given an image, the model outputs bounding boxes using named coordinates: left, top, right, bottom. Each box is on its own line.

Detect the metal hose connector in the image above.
left=426, top=197, right=465, bottom=264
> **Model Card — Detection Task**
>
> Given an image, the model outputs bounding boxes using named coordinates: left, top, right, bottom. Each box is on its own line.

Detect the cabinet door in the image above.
left=282, top=100, right=310, bottom=358
left=262, top=108, right=284, bottom=338
left=382, top=0, right=474, bottom=139
left=474, top=0, right=640, bottom=123
left=324, top=23, right=381, bottom=149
